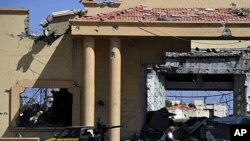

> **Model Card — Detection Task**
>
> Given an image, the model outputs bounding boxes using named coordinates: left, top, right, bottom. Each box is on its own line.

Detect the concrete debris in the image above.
left=157, top=15, right=178, bottom=21
left=51, top=9, right=80, bottom=17
left=195, top=11, right=205, bottom=15
left=143, top=6, right=153, bottom=11
left=95, top=0, right=118, bottom=6
left=228, top=8, right=250, bottom=16
left=40, top=9, right=87, bottom=38
left=40, top=9, right=86, bottom=27
left=139, top=108, right=175, bottom=141
left=173, top=117, right=230, bottom=141
left=228, top=3, right=250, bottom=16
left=205, top=8, right=215, bottom=11
left=213, top=116, right=250, bottom=124
left=136, top=110, right=235, bottom=141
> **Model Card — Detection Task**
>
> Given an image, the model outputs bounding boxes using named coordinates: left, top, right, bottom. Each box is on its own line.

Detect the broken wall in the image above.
left=120, top=37, right=189, bottom=140
left=0, top=9, right=74, bottom=140
left=146, top=69, right=166, bottom=111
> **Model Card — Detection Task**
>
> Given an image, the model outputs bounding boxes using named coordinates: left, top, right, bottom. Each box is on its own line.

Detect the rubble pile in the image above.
left=139, top=108, right=174, bottom=141
left=137, top=108, right=250, bottom=141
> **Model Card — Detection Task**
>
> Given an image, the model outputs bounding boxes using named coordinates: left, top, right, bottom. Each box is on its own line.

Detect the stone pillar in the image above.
left=82, top=36, right=95, bottom=126
left=234, top=74, right=246, bottom=116
left=109, top=37, right=121, bottom=141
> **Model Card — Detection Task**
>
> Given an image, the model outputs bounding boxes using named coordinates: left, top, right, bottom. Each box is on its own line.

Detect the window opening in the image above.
left=17, top=88, right=72, bottom=127
left=165, top=90, right=233, bottom=121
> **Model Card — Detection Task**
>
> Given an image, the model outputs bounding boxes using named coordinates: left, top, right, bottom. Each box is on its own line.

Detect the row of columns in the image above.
left=82, top=36, right=121, bottom=141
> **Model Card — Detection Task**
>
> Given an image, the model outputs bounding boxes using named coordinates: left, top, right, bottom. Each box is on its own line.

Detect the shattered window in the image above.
left=17, top=88, right=72, bottom=127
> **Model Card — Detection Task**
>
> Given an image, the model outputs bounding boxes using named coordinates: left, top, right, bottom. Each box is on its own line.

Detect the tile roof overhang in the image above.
left=70, top=5, right=250, bottom=37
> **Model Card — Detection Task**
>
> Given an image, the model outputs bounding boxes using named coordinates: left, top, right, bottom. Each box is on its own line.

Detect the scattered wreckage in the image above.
left=136, top=108, right=250, bottom=141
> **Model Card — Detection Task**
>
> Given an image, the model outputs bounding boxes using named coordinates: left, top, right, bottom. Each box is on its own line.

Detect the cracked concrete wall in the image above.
left=244, top=73, right=250, bottom=115
left=234, top=74, right=247, bottom=116
left=0, top=10, right=73, bottom=139
left=146, top=69, right=166, bottom=111
left=164, top=49, right=250, bottom=74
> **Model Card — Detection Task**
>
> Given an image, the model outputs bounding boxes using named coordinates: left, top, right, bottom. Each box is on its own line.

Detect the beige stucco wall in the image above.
left=0, top=9, right=74, bottom=140
left=0, top=9, right=29, bottom=138
left=0, top=9, right=28, bottom=36
left=83, top=0, right=250, bottom=15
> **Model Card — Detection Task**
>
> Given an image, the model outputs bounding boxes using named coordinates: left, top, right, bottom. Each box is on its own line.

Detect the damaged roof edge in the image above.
left=40, top=9, right=86, bottom=28
left=69, top=19, right=250, bottom=27
left=0, top=8, right=29, bottom=14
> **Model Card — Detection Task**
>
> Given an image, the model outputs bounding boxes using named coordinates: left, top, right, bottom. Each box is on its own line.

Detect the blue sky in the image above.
left=166, top=90, right=234, bottom=115
left=0, top=0, right=83, bottom=33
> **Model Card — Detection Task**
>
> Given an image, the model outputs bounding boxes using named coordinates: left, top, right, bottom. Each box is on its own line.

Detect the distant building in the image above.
left=194, top=100, right=227, bottom=117
left=167, top=104, right=209, bottom=121
left=170, top=100, right=181, bottom=105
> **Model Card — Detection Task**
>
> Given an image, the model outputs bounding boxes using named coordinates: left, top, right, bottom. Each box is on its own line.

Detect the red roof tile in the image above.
left=78, top=5, right=250, bottom=22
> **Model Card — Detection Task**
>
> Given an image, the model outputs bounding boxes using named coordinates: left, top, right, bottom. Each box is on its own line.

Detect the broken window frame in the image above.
left=10, top=80, right=80, bottom=128
left=18, top=87, right=73, bottom=127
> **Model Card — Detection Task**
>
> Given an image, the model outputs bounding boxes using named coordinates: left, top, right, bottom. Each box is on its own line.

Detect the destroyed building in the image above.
left=1, top=0, right=250, bottom=140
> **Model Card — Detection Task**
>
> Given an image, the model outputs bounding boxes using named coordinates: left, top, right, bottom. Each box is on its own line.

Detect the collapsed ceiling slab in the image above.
left=157, top=48, right=250, bottom=74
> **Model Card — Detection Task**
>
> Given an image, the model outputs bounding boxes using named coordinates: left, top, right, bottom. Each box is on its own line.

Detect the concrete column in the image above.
left=82, top=36, right=95, bottom=126
left=233, top=74, right=246, bottom=116
left=109, top=37, right=121, bottom=141
left=245, top=73, right=250, bottom=115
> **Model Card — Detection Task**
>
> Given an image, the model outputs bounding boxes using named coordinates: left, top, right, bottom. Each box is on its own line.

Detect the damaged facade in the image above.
left=1, top=0, right=250, bottom=140
left=156, top=47, right=250, bottom=116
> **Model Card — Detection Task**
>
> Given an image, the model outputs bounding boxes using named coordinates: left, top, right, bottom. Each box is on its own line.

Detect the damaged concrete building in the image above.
left=157, top=47, right=250, bottom=115
left=1, top=0, right=250, bottom=140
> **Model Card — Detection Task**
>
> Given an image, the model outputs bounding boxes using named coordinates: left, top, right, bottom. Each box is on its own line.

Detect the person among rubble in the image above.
left=167, top=126, right=179, bottom=141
